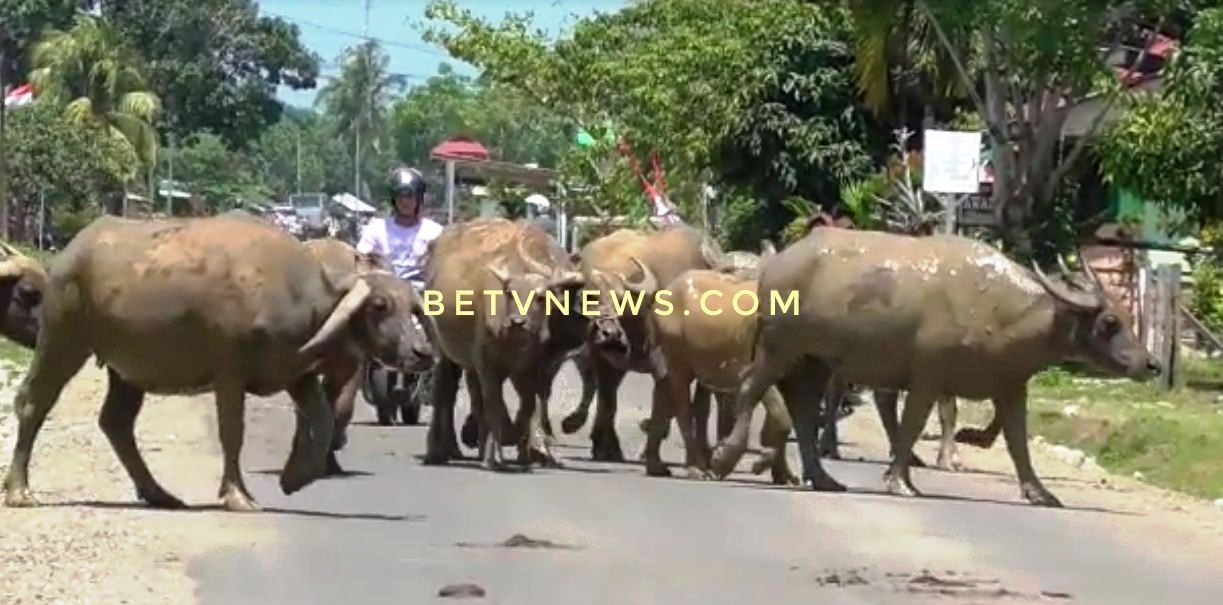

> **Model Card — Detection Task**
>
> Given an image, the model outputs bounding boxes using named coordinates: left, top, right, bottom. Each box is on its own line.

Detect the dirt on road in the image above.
left=0, top=362, right=277, bottom=604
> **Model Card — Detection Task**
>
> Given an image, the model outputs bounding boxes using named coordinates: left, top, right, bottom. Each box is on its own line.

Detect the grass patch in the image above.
left=0, top=339, right=31, bottom=367
left=1019, top=358, right=1223, bottom=500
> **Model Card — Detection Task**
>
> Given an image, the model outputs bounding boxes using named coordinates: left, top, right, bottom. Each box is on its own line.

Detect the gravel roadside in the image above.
left=0, top=362, right=277, bottom=604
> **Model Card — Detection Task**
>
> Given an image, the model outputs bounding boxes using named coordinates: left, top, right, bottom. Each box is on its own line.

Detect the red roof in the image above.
left=430, top=138, right=490, bottom=161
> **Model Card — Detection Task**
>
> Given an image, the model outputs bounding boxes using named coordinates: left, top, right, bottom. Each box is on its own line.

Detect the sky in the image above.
left=258, top=0, right=628, bottom=109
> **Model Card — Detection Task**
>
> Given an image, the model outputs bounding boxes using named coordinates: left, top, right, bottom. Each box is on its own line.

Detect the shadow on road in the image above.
left=40, top=500, right=427, bottom=522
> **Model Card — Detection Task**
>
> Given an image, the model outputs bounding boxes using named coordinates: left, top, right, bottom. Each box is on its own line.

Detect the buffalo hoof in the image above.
left=709, top=446, right=743, bottom=479
left=560, top=412, right=587, bottom=434
left=805, top=474, right=847, bottom=492
left=591, top=442, right=625, bottom=463
left=279, top=465, right=319, bottom=495
left=421, top=451, right=451, bottom=466
left=937, top=451, right=964, bottom=472
left=220, top=488, right=260, bottom=512
left=954, top=427, right=996, bottom=449
left=1021, top=483, right=1063, bottom=508
left=325, top=452, right=345, bottom=476
left=3, top=488, right=38, bottom=508
left=138, top=486, right=187, bottom=509
left=883, top=473, right=919, bottom=498
left=645, top=462, right=672, bottom=477
left=773, top=470, right=801, bottom=486
left=684, top=466, right=714, bottom=481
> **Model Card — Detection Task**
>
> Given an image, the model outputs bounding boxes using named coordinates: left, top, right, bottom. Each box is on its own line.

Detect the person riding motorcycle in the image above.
left=355, top=165, right=443, bottom=424
left=356, top=165, right=444, bottom=287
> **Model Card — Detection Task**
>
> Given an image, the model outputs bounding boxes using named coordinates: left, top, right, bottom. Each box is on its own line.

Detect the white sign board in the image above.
left=923, top=129, right=982, bottom=194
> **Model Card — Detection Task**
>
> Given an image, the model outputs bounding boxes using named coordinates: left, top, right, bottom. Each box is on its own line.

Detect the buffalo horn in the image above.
left=487, top=262, right=513, bottom=287
left=516, top=237, right=553, bottom=277
left=1030, top=261, right=1099, bottom=310
left=0, top=259, right=24, bottom=280
left=1077, top=248, right=1105, bottom=290
left=299, top=277, right=373, bottom=356
left=622, top=256, right=658, bottom=295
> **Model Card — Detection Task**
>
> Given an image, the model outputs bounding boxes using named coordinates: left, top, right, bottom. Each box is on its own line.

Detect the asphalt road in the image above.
left=186, top=365, right=1223, bottom=605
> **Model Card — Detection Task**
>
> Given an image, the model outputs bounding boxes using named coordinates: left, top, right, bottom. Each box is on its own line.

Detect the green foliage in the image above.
left=5, top=101, right=136, bottom=234
left=1190, top=262, right=1223, bottom=334
left=422, top=0, right=884, bottom=246
left=170, top=131, right=266, bottom=211
left=100, top=0, right=321, bottom=149
left=1096, top=8, right=1223, bottom=223
left=29, top=12, right=162, bottom=171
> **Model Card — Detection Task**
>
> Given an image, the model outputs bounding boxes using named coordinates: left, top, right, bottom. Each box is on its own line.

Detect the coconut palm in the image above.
left=315, top=40, right=406, bottom=198
left=28, top=12, right=161, bottom=179
left=846, top=0, right=966, bottom=128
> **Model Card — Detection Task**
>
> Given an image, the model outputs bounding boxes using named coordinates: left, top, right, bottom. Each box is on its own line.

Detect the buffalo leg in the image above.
left=777, top=361, right=845, bottom=492
left=560, top=347, right=597, bottom=434
left=589, top=355, right=626, bottom=462
left=280, top=374, right=333, bottom=496
left=710, top=344, right=792, bottom=478
left=99, top=368, right=184, bottom=508
left=691, top=384, right=713, bottom=465
left=936, top=397, right=964, bottom=471
left=217, top=383, right=258, bottom=511
left=747, top=387, right=799, bottom=486
left=882, top=389, right=937, bottom=498
left=643, top=379, right=675, bottom=477
left=463, top=370, right=484, bottom=451
left=3, top=330, right=91, bottom=507
left=874, top=389, right=930, bottom=468
left=424, top=358, right=462, bottom=464
left=715, top=391, right=734, bottom=442
left=668, top=373, right=711, bottom=479
left=323, top=357, right=361, bottom=475
left=996, top=390, right=1062, bottom=507
left=510, top=373, right=558, bottom=467
left=818, top=377, right=845, bottom=460
left=475, top=363, right=511, bottom=472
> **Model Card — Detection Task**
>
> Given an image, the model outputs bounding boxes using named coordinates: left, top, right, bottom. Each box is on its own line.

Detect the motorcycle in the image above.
left=362, top=278, right=433, bottom=425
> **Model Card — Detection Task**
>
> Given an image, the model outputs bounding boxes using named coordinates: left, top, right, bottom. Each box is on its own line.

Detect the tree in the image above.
left=315, top=40, right=406, bottom=199
left=28, top=12, right=161, bottom=175
left=912, top=0, right=1178, bottom=255
left=1096, top=7, right=1223, bottom=223
left=98, top=0, right=321, bottom=149
left=170, top=130, right=264, bottom=211
left=422, top=0, right=882, bottom=245
left=4, top=101, right=136, bottom=240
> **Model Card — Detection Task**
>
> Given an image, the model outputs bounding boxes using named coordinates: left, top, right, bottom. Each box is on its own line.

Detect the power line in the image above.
left=262, top=9, right=453, bottom=59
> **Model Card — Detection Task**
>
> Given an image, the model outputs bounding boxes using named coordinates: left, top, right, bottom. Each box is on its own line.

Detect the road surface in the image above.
left=179, top=365, right=1223, bottom=605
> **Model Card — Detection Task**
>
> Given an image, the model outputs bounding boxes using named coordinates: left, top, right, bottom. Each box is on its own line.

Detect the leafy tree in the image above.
left=4, top=101, right=136, bottom=239
left=422, top=0, right=882, bottom=246
left=97, top=0, right=321, bottom=149
left=315, top=40, right=406, bottom=200
left=28, top=12, right=161, bottom=174
left=1096, top=7, right=1223, bottom=223
left=169, top=130, right=264, bottom=211
left=913, top=0, right=1180, bottom=255
left=0, top=0, right=83, bottom=79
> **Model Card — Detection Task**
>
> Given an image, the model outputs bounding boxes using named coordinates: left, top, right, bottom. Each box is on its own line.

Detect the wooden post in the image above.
left=1154, top=264, right=1181, bottom=390
left=445, top=159, right=456, bottom=225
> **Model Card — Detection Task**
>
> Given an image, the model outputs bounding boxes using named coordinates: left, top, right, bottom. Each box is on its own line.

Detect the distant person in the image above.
left=356, top=166, right=444, bottom=285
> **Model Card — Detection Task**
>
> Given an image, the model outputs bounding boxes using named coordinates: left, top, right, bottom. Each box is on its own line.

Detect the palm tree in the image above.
left=845, top=0, right=966, bottom=130
left=29, top=12, right=161, bottom=183
left=315, top=40, right=406, bottom=199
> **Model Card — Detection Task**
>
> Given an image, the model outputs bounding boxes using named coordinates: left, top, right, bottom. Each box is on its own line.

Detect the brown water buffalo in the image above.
left=301, top=237, right=399, bottom=475
left=558, top=225, right=716, bottom=463
left=0, top=240, right=48, bottom=348
left=1, top=215, right=434, bottom=511
left=421, top=217, right=584, bottom=470
left=713, top=228, right=1158, bottom=506
left=646, top=262, right=800, bottom=484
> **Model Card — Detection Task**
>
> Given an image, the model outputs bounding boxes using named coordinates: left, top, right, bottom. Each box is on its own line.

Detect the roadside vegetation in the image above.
left=957, top=359, right=1223, bottom=500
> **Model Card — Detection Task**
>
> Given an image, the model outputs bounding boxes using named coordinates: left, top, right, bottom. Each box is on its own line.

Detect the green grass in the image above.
left=968, top=357, right=1223, bottom=500
left=0, top=338, right=31, bottom=367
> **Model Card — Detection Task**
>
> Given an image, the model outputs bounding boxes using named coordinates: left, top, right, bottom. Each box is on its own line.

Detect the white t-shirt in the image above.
left=356, top=216, right=444, bottom=282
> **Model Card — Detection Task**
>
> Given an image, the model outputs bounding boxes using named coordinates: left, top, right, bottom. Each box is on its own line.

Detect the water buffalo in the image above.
left=559, top=225, right=717, bottom=463
left=421, top=217, right=584, bottom=470
left=301, top=236, right=401, bottom=475
left=646, top=258, right=800, bottom=484
left=1, top=215, right=434, bottom=511
left=713, top=228, right=1158, bottom=506
left=0, top=240, right=48, bottom=348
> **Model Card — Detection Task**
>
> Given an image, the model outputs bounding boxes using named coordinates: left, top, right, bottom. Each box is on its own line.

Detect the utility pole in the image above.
left=0, top=25, right=10, bottom=240
left=166, top=134, right=174, bottom=215
left=296, top=128, right=302, bottom=194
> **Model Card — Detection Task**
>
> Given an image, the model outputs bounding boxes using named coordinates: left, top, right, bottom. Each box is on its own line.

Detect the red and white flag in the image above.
left=4, top=83, right=34, bottom=109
